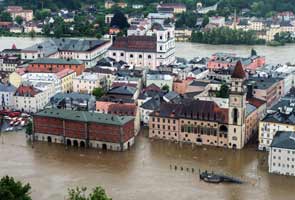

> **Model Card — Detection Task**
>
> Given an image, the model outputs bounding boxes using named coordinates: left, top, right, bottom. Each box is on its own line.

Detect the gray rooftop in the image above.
left=271, top=131, right=295, bottom=150
left=30, top=58, right=82, bottom=65
left=35, top=108, right=134, bottom=126
left=0, top=82, right=16, bottom=93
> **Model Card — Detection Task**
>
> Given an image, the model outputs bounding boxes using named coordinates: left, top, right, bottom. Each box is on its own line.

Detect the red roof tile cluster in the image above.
left=110, top=36, right=157, bottom=52
left=14, top=85, right=41, bottom=97
left=247, top=97, right=266, bottom=108
left=142, top=83, right=161, bottom=92
left=232, top=60, right=246, bottom=79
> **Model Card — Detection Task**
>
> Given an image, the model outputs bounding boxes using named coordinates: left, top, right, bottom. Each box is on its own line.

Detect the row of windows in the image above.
left=112, top=52, right=152, bottom=59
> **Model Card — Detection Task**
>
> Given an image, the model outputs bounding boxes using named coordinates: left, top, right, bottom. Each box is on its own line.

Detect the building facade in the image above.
left=33, top=109, right=135, bottom=151
left=269, top=131, right=295, bottom=176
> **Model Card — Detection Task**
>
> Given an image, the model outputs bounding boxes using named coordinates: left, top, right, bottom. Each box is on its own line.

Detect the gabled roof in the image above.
left=232, top=60, right=246, bottom=79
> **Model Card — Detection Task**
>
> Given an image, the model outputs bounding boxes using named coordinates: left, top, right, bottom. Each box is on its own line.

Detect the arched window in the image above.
left=148, top=55, right=152, bottom=59
left=233, top=108, right=238, bottom=125
left=139, top=54, right=142, bottom=58
left=130, top=54, right=134, bottom=58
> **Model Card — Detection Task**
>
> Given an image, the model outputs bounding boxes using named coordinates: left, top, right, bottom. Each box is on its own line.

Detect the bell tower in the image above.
left=228, top=61, right=246, bottom=149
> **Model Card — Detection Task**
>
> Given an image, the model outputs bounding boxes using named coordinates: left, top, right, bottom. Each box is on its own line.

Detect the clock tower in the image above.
left=228, top=61, right=247, bottom=149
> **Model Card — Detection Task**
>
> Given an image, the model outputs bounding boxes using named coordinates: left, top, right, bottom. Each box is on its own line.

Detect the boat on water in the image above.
left=199, top=170, right=243, bottom=184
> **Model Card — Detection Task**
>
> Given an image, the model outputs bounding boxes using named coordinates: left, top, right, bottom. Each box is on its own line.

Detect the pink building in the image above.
left=207, top=53, right=265, bottom=72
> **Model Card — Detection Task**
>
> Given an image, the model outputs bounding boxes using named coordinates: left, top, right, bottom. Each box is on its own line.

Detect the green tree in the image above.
left=251, top=48, right=257, bottom=56
left=0, top=12, right=12, bottom=22
left=216, top=83, right=229, bottom=98
left=92, top=88, right=105, bottom=99
left=67, top=186, right=111, bottom=200
left=110, top=10, right=129, bottom=29
left=161, top=85, right=170, bottom=92
left=0, top=176, right=32, bottom=200
left=15, top=16, right=24, bottom=26
left=26, top=121, right=33, bottom=136
left=201, top=16, right=209, bottom=28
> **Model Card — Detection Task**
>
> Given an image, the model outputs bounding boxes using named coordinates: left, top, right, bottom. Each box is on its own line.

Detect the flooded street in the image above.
left=1, top=131, right=295, bottom=200
left=1, top=36, right=295, bottom=199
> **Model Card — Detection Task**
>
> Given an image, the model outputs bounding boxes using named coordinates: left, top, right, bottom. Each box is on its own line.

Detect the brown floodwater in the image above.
left=1, top=130, right=295, bottom=200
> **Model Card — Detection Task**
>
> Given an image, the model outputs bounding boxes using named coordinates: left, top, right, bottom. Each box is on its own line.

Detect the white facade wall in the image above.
left=269, top=147, right=295, bottom=176
left=0, top=90, right=15, bottom=109
left=22, top=73, right=62, bottom=94
left=259, top=122, right=295, bottom=151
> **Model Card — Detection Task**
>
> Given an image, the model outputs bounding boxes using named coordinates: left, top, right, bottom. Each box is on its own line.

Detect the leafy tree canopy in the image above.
left=0, top=176, right=32, bottom=200
left=67, top=186, right=112, bottom=200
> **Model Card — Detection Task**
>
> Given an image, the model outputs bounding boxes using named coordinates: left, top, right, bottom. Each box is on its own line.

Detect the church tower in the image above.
left=228, top=61, right=247, bottom=149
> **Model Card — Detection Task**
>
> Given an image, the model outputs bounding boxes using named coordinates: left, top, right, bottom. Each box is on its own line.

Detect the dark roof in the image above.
left=271, top=131, right=295, bottom=150
left=232, top=61, right=246, bottom=79
left=262, top=111, right=295, bottom=125
left=108, top=86, right=136, bottom=96
left=141, top=96, right=161, bottom=110
left=189, top=80, right=209, bottom=87
left=151, top=100, right=228, bottom=123
left=84, top=67, right=115, bottom=75
left=110, top=36, right=157, bottom=52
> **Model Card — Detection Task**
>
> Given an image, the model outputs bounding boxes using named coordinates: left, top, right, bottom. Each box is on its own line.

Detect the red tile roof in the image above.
left=247, top=97, right=266, bottom=108
left=14, top=85, right=41, bottom=97
left=110, top=36, right=157, bottom=52
left=232, top=60, right=246, bottom=79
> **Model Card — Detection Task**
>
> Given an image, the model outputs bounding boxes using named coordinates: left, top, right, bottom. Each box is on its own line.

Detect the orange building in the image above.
left=27, top=58, right=85, bottom=75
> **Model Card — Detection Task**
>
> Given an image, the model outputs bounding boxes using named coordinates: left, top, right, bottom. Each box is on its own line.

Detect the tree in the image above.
left=15, top=16, right=23, bottom=26
left=0, top=176, right=32, bottom=200
left=0, top=12, right=12, bottom=22
left=67, top=186, right=112, bottom=200
left=110, top=10, right=129, bottom=30
left=201, top=16, right=209, bottom=28
left=26, top=121, right=33, bottom=136
left=92, top=88, right=105, bottom=100
left=161, top=85, right=170, bottom=92
left=251, top=48, right=257, bottom=56
left=216, top=83, right=229, bottom=98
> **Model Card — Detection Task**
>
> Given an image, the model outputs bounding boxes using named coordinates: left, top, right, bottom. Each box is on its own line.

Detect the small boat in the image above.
left=199, top=170, right=243, bottom=184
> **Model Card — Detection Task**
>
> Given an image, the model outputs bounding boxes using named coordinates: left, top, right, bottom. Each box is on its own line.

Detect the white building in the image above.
left=0, top=82, right=16, bottom=110
left=146, top=71, right=174, bottom=91
left=21, top=69, right=76, bottom=94
left=259, top=101, right=295, bottom=151
left=13, top=83, right=55, bottom=113
left=0, top=56, right=21, bottom=72
left=108, top=23, right=175, bottom=69
left=269, top=131, right=295, bottom=176
left=21, top=38, right=112, bottom=68
left=73, top=72, right=107, bottom=94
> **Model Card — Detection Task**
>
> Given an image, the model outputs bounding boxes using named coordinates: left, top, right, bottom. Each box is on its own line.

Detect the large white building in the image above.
left=21, top=38, right=111, bottom=68
left=108, top=23, right=175, bottom=69
left=73, top=72, right=107, bottom=94
left=13, top=83, right=55, bottom=113
left=269, top=131, right=295, bottom=176
left=21, top=69, right=76, bottom=94
left=259, top=99, right=295, bottom=151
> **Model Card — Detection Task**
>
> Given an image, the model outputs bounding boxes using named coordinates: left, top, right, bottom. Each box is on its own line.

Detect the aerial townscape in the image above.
left=0, top=0, right=295, bottom=199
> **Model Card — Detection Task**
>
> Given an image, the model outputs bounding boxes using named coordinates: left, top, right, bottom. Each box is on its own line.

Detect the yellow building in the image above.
left=56, top=69, right=77, bottom=93
left=9, top=70, right=23, bottom=88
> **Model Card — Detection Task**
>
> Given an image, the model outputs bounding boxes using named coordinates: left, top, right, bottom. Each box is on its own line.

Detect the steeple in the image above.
left=231, top=60, right=246, bottom=79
